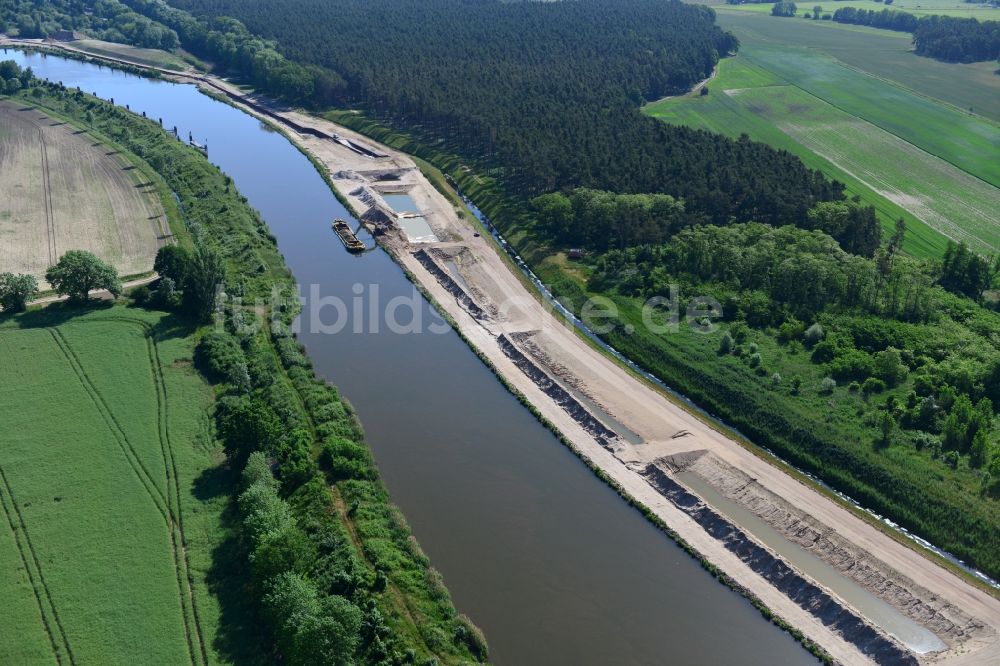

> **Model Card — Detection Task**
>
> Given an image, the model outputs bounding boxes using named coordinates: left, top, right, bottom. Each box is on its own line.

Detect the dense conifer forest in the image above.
left=150, top=0, right=843, bottom=227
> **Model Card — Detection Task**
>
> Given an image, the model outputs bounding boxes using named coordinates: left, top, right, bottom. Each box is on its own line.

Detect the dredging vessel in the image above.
left=332, top=219, right=366, bottom=253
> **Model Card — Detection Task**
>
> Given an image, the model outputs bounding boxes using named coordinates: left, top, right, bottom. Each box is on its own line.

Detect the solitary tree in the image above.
left=45, top=250, right=121, bottom=301
left=0, top=272, right=38, bottom=312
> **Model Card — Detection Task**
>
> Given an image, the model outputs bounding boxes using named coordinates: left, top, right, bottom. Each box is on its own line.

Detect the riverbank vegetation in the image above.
left=2, top=63, right=484, bottom=664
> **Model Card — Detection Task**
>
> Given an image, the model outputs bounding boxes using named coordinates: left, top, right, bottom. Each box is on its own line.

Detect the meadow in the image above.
left=0, top=306, right=225, bottom=665
left=71, top=39, right=193, bottom=71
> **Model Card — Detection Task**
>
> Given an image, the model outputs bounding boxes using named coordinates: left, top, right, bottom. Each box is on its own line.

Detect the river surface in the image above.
left=7, top=49, right=816, bottom=665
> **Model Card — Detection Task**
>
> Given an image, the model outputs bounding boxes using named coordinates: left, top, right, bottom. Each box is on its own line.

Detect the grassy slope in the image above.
left=739, top=45, right=1000, bottom=189
left=646, top=15, right=1000, bottom=257
left=71, top=39, right=192, bottom=71
left=645, top=58, right=946, bottom=257
left=645, top=56, right=999, bottom=256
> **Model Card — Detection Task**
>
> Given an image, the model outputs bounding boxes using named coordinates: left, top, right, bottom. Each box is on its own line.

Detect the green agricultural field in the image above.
left=711, top=9, right=1000, bottom=124
left=0, top=305, right=234, bottom=666
left=738, top=45, right=1000, bottom=189
left=646, top=33, right=1000, bottom=257
left=722, top=0, right=1000, bottom=19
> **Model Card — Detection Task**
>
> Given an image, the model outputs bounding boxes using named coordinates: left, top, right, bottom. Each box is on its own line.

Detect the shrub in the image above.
left=243, top=451, right=277, bottom=489
left=829, top=349, right=875, bottom=381
left=719, top=332, right=734, bottom=354
left=791, top=377, right=802, bottom=395
left=862, top=377, right=887, bottom=395
left=804, top=322, right=825, bottom=346
left=771, top=372, right=782, bottom=386
left=749, top=352, right=762, bottom=367
left=749, top=342, right=759, bottom=354
left=154, top=244, right=192, bottom=285
left=820, top=377, right=837, bottom=394
left=130, top=284, right=151, bottom=306
left=195, top=330, right=245, bottom=381
left=0, top=272, right=38, bottom=312
left=848, top=381, right=861, bottom=393
left=777, top=319, right=805, bottom=343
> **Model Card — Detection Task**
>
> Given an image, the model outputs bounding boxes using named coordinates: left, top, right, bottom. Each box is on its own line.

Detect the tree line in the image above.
left=1, top=0, right=180, bottom=50
left=833, top=8, right=1000, bottom=62
left=533, top=189, right=881, bottom=257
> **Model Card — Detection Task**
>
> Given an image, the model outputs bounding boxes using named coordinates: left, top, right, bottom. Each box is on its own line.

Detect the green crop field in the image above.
left=710, top=9, right=1000, bottom=124
left=721, top=0, right=1000, bottom=19
left=647, top=13, right=1000, bottom=258
left=0, top=306, right=231, bottom=666
left=738, top=45, right=1000, bottom=189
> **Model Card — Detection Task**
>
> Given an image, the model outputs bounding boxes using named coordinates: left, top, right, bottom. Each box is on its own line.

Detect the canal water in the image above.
left=6, top=49, right=816, bottom=665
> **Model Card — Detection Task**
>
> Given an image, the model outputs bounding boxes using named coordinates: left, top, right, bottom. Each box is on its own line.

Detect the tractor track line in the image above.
left=38, top=129, right=57, bottom=266
left=59, top=317, right=206, bottom=665
left=48, top=328, right=171, bottom=519
left=0, top=467, right=76, bottom=666
left=147, top=334, right=207, bottom=666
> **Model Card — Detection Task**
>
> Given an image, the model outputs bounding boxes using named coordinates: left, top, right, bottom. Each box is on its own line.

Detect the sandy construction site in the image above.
left=7, top=38, right=998, bottom=664
left=0, top=99, right=166, bottom=287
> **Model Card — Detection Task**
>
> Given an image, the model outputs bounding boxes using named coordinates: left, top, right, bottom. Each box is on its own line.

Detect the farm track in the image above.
left=38, top=128, right=57, bottom=266
left=0, top=466, right=76, bottom=666
left=146, top=331, right=209, bottom=666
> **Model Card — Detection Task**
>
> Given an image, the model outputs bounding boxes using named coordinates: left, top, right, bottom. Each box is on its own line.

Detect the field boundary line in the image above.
left=0, top=466, right=76, bottom=665
left=48, top=328, right=171, bottom=518
left=147, top=332, right=208, bottom=666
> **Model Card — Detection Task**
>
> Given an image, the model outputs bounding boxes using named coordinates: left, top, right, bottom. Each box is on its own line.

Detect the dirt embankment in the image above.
left=661, top=452, right=993, bottom=649
left=642, top=462, right=918, bottom=666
